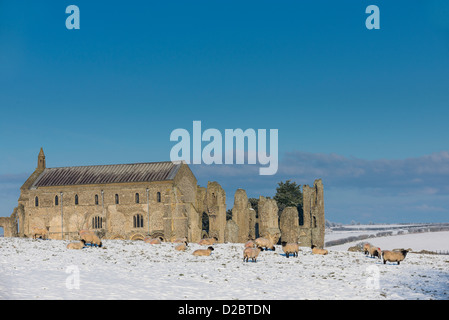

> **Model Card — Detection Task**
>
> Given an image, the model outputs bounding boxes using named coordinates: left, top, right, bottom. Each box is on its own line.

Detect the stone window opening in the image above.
left=75, top=194, right=79, bottom=205
left=135, top=193, right=140, bottom=204
left=157, top=192, right=161, bottom=203
left=115, top=194, right=119, bottom=205
left=133, top=214, right=144, bottom=228
left=55, top=195, right=59, bottom=206
left=92, top=216, right=103, bottom=229
left=35, top=196, right=39, bottom=207
left=95, top=194, right=99, bottom=205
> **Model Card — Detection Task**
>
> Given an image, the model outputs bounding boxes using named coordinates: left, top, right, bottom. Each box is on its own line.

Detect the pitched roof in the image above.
left=29, top=161, right=182, bottom=188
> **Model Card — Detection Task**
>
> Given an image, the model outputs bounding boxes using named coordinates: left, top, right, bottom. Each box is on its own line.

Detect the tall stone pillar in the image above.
left=300, top=179, right=325, bottom=248
left=231, top=189, right=251, bottom=243
left=280, top=206, right=300, bottom=243
left=205, top=182, right=226, bottom=243
left=258, top=196, right=280, bottom=244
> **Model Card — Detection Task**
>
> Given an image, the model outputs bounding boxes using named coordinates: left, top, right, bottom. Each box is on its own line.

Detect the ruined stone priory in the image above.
left=1, top=149, right=325, bottom=248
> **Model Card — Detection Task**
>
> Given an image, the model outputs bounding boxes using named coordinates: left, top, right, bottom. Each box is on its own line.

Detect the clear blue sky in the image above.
left=1, top=1, right=448, bottom=224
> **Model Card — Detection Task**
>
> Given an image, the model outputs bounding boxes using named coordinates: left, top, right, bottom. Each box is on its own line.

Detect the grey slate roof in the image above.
left=30, top=161, right=182, bottom=189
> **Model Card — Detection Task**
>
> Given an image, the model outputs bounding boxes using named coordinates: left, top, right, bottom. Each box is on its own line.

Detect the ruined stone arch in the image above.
left=149, top=230, right=165, bottom=242
left=130, top=233, right=145, bottom=241
left=110, top=234, right=125, bottom=240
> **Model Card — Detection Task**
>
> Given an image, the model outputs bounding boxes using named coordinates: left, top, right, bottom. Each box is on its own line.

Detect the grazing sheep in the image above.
left=244, top=241, right=255, bottom=248
left=144, top=236, right=163, bottom=244
left=382, top=249, right=409, bottom=265
left=281, top=242, right=299, bottom=258
left=175, top=242, right=188, bottom=251
left=198, top=237, right=218, bottom=245
left=363, top=243, right=372, bottom=255
left=369, top=246, right=382, bottom=259
left=255, top=237, right=276, bottom=251
left=172, top=237, right=187, bottom=243
left=80, top=230, right=103, bottom=247
left=67, top=239, right=86, bottom=250
left=243, top=247, right=262, bottom=262
left=32, top=226, right=48, bottom=240
left=192, top=246, right=214, bottom=256
left=311, top=245, right=328, bottom=255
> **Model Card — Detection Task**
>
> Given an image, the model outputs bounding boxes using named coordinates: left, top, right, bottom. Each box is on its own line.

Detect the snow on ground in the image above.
left=329, top=231, right=449, bottom=252
left=1, top=237, right=448, bottom=300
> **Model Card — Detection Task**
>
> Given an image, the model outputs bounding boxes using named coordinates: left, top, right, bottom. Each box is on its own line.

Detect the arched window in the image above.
left=95, top=194, right=99, bottom=205
left=92, top=216, right=103, bottom=229
left=135, top=193, right=140, bottom=204
left=55, top=195, right=59, bottom=206
left=133, top=214, right=144, bottom=228
left=35, top=196, right=39, bottom=207
left=75, top=194, right=79, bottom=205
left=157, top=192, right=161, bottom=203
left=115, top=194, right=119, bottom=204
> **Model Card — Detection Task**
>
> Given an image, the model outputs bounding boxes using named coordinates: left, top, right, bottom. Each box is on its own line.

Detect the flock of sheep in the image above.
left=66, top=232, right=330, bottom=262
left=363, top=242, right=410, bottom=265
left=66, top=231, right=410, bottom=265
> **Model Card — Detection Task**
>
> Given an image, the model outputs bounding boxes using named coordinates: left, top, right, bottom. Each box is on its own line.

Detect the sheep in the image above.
left=172, top=237, right=187, bottom=243
left=244, top=240, right=255, bottom=248
left=311, top=245, right=328, bottom=255
left=369, top=246, right=382, bottom=259
left=192, top=246, right=214, bottom=256
left=144, top=236, right=163, bottom=244
left=198, top=237, right=218, bottom=245
left=255, top=237, right=276, bottom=251
left=363, top=243, right=372, bottom=255
left=281, top=241, right=299, bottom=258
left=382, top=249, right=409, bottom=265
left=32, top=226, right=48, bottom=240
left=175, top=242, right=188, bottom=251
left=67, top=239, right=86, bottom=250
left=80, top=230, right=103, bottom=247
left=243, top=246, right=262, bottom=262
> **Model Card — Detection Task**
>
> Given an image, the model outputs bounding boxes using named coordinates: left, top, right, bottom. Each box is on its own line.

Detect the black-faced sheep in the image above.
left=363, top=243, right=372, bottom=255
left=172, top=237, right=187, bottom=243
left=80, top=230, right=103, bottom=247
left=369, top=246, right=382, bottom=259
left=192, top=246, right=214, bottom=256
left=175, top=242, right=188, bottom=251
left=281, top=242, right=299, bottom=258
left=145, top=236, right=163, bottom=244
left=382, top=249, right=409, bottom=265
left=198, top=237, right=218, bottom=245
left=255, top=237, right=275, bottom=251
left=32, top=226, right=48, bottom=240
left=67, top=239, right=86, bottom=250
left=243, top=247, right=262, bottom=262
left=244, top=240, right=255, bottom=248
left=311, top=245, right=328, bottom=255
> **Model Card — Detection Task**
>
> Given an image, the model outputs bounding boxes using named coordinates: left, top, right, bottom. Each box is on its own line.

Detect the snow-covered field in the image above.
left=329, top=231, right=449, bottom=252
left=1, top=236, right=448, bottom=300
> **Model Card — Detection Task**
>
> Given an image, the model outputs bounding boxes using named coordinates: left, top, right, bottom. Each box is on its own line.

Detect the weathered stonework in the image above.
left=299, top=179, right=325, bottom=248
left=203, top=181, right=227, bottom=243
left=258, top=196, right=281, bottom=244
left=280, top=206, right=300, bottom=243
left=224, top=219, right=239, bottom=243
left=231, top=189, right=252, bottom=243
left=5, top=149, right=325, bottom=247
